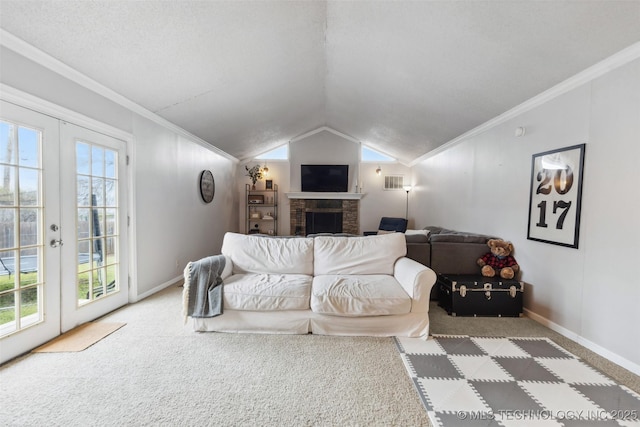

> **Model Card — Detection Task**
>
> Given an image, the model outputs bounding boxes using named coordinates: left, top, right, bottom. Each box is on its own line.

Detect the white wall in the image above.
left=410, top=57, right=640, bottom=373
left=289, top=130, right=359, bottom=192
left=133, top=117, right=237, bottom=297
left=359, top=163, right=412, bottom=232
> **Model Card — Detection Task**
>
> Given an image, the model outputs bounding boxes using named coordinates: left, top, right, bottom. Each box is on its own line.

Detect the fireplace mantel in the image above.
left=285, top=192, right=365, bottom=200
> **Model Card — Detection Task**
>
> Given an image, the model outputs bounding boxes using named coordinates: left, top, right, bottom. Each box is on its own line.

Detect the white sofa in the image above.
left=184, top=232, right=437, bottom=338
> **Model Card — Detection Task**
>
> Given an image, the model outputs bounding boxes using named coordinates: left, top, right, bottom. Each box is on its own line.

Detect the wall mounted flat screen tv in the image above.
left=301, top=164, right=349, bottom=192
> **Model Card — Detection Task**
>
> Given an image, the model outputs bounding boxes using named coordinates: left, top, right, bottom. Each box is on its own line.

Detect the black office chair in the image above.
left=364, top=217, right=408, bottom=235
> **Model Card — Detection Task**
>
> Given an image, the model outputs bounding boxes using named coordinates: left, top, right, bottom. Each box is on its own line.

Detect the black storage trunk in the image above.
left=437, top=274, right=523, bottom=317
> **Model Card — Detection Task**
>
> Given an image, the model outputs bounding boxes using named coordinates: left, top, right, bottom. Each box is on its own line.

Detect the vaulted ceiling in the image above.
left=1, top=1, right=639, bottom=164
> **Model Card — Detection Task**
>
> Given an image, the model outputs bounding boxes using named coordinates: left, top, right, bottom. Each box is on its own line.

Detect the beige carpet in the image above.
left=2, top=287, right=430, bottom=426
left=32, top=322, right=126, bottom=353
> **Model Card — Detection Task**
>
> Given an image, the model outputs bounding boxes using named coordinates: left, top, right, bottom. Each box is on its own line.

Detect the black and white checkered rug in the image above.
left=395, top=335, right=640, bottom=426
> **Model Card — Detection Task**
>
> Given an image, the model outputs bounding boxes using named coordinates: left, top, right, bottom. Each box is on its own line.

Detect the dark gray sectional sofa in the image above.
left=404, top=226, right=497, bottom=298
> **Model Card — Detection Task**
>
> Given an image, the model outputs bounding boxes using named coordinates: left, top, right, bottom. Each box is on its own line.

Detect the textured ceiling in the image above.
left=1, top=1, right=639, bottom=163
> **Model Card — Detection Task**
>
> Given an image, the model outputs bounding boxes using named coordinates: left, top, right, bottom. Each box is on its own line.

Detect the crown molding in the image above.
left=410, top=40, right=640, bottom=166
left=0, top=29, right=238, bottom=163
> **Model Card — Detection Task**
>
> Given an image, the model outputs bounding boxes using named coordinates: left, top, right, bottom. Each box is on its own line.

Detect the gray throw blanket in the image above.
left=183, top=255, right=226, bottom=321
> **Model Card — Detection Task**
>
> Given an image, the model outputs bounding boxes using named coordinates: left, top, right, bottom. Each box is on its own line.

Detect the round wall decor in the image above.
left=199, top=170, right=215, bottom=203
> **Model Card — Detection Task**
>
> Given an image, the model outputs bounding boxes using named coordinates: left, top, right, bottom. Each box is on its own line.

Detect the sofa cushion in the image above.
left=405, top=234, right=429, bottom=243
left=313, top=233, right=406, bottom=275
left=421, top=226, right=494, bottom=243
left=376, top=229, right=396, bottom=235
left=424, top=226, right=448, bottom=235
left=221, top=232, right=314, bottom=275
left=223, top=273, right=312, bottom=311
left=311, top=275, right=411, bottom=317
left=406, top=229, right=430, bottom=236
left=429, top=232, right=493, bottom=244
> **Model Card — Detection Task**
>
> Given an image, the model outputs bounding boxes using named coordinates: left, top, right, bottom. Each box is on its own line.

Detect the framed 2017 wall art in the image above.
left=527, top=144, right=586, bottom=248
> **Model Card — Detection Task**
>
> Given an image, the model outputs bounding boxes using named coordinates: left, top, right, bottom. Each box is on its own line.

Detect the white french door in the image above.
left=0, top=101, right=129, bottom=363
left=59, top=122, right=128, bottom=332
left=0, top=101, right=61, bottom=363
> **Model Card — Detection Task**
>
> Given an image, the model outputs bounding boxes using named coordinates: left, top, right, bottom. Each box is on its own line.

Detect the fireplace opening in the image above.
left=305, top=212, right=343, bottom=235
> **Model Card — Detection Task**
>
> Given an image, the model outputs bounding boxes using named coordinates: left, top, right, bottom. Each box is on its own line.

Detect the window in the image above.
left=256, top=145, right=288, bottom=160
left=362, top=145, right=395, bottom=162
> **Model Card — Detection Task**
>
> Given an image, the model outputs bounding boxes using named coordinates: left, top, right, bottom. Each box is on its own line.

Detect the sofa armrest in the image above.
left=393, top=257, right=437, bottom=313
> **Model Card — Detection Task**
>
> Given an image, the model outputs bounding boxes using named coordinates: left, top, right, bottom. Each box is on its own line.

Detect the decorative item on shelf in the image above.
left=199, top=170, right=215, bottom=203
left=250, top=209, right=262, bottom=219
left=249, top=223, right=260, bottom=234
left=263, top=212, right=274, bottom=220
left=245, top=164, right=263, bottom=190
left=265, top=179, right=273, bottom=190
left=248, top=194, right=264, bottom=204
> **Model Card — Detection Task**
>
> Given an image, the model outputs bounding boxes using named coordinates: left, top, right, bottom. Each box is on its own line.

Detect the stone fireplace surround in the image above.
left=288, top=195, right=360, bottom=236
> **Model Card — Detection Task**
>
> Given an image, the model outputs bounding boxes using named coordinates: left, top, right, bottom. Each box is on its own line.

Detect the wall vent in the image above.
left=384, top=175, right=404, bottom=190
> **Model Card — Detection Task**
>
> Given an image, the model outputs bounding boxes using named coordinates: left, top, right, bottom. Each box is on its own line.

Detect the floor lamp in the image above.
left=404, top=185, right=412, bottom=220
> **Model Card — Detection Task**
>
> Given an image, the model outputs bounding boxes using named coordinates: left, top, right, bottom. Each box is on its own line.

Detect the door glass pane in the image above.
left=77, top=240, right=91, bottom=273
left=0, top=166, right=16, bottom=206
left=20, top=286, right=39, bottom=328
left=0, top=209, right=16, bottom=249
left=92, top=238, right=104, bottom=269
left=105, top=209, right=117, bottom=235
left=0, top=291, right=16, bottom=334
left=105, top=150, right=115, bottom=178
left=19, top=248, right=39, bottom=287
left=0, top=120, right=43, bottom=337
left=77, top=175, right=90, bottom=207
left=78, top=271, right=89, bottom=301
left=106, top=265, right=116, bottom=295
left=91, top=146, right=104, bottom=177
left=105, top=179, right=116, bottom=207
left=77, top=208, right=90, bottom=239
left=19, top=208, right=38, bottom=246
left=19, top=168, right=39, bottom=206
left=92, top=268, right=105, bottom=298
left=92, top=177, right=104, bottom=206
left=76, top=142, right=90, bottom=175
left=18, top=127, right=39, bottom=168
left=76, top=142, right=119, bottom=306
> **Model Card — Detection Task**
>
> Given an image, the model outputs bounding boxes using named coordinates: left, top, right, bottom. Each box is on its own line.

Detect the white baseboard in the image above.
left=524, top=308, right=640, bottom=376
left=131, top=275, right=183, bottom=303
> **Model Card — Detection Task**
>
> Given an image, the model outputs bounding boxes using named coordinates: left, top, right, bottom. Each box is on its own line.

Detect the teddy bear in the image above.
left=477, top=239, right=520, bottom=279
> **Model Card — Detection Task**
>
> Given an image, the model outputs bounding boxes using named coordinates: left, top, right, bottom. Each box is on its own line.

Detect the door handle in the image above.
left=50, top=239, right=63, bottom=248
